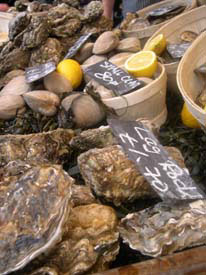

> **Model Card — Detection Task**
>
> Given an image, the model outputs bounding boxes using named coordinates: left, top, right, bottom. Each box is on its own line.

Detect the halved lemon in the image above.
left=181, top=103, right=201, bottom=129
left=144, top=34, right=167, bottom=56
left=125, top=50, right=158, bottom=78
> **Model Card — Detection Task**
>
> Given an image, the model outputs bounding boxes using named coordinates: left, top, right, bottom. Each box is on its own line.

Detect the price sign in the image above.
left=64, top=33, right=92, bottom=59
left=108, top=119, right=205, bottom=201
left=84, top=60, right=145, bottom=96
left=25, top=61, right=56, bottom=83
left=167, top=43, right=191, bottom=59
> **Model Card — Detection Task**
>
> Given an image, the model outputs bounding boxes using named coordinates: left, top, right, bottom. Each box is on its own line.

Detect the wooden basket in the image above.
left=103, top=63, right=167, bottom=128
left=145, top=6, right=206, bottom=94
left=122, top=0, right=197, bottom=46
left=0, top=12, right=13, bottom=33
left=177, top=31, right=206, bottom=127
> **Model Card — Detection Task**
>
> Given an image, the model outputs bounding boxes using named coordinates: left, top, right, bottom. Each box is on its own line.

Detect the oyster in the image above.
left=81, top=15, right=113, bottom=35
left=0, top=42, right=30, bottom=76
left=0, top=128, right=74, bottom=167
left=21, top=15, right=50, bottom=49
left=9, top=12, right=31, bottom=41
left=119, top=199, right=206, bottom=257
left=51, top=18, right=81, bottom=38
left=78, top=145, right=186, bottom=206
left=29, top=38, right=62, bottom=66
left=83, top=1, right=103, bottom=22
left=70, top=184, right=96, bottom=207
left=0, top=160, right=74, bottom=274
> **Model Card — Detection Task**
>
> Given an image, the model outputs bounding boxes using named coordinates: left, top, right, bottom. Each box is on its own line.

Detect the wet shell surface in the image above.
left=0, top=94, right=25, bottom=120
left=116, top=37, right=141, bottom=53
left=70, top=94, right=106, bottom=128
left=23, top=90, right=60, bottom=116
left=43, top=71, right=73, bottom=95
left=74, top=42, right=94, bottom=64
left=0, top=160, right=74, bottom=275
left=93, top=31, right=119, bottom=55
left=78, top=145, right=186, bottom=206
left=119, top=200, right=206, bottom=257
left=0, top=75, right=30, bottom=96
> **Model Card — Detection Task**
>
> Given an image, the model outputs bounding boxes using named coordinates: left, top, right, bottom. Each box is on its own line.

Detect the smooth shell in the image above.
left=0, top=75, right=30, bottom=96
left=0, top=95, right=25, bottom=120
left=44, top=72, right=73, bottom=95
left=61, top=92, right=82, bottom=111
left=23, top=90, right=60, bottom=116
left=93, top=31, right=119, bottom=55
left=74, top=42, right=94, bottom=64
left=117, top=37, right=141, bottom=53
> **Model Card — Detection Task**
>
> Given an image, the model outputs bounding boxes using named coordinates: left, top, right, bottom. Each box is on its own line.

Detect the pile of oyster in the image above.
left=1, top=124, right=206, bottom=275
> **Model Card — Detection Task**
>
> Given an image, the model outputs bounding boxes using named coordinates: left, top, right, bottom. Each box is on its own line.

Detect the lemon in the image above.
left=144, top=34, right=167, bottom=56
left=125, top=50, right=158, bottom=78
left=57, top=59, right=82, bottom=89
left=181, top=103, right=201, bottom=128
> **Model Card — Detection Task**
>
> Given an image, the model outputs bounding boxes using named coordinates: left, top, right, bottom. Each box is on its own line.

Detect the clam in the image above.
left=0, top=94, right=25, bottom=120
left=43, top=72, right=73, bottom=96
left=69, top=94, right=106, bottom=128
left=0, top=69, right=25, bottom=88
left=109, top=52, right=133, bottom=69
left=88, top=79, right=114, bottom=99
left=0, top=75, right=30, bottom=96
left=0, top=160, right=74, bottom=275
left=23, top=90, right=60, bottom=116
left=180, top=30, right=198, bottom=43
left=93, top=31, right=119, bottom=55
left=74, top=42, right=94, bottom=64
left=117, top=37, right=141, bottom=53
left=61, top=92, right=82, bottom=111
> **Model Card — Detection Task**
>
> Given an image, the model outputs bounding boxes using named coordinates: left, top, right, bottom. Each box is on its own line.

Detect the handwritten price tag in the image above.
left=84, top=60, right=145, bottom=96
left=25, top=62, right=56, bottom=83
left=108, top=119, right=205, bottom=201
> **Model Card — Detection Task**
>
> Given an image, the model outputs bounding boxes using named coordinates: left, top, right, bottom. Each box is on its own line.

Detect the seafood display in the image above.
left=1, top=1, right=206, bottom=274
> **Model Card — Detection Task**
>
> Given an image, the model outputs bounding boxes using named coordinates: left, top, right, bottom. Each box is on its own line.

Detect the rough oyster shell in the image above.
left=70, top=184, right=96, bottom=207
left=29, top=38, right=62, bottom=67
left=0, top=128, right=74, bottom=167
left=46, top=204, right=119, bottom=274
left=0, top=160, right=74, bottom=275
left=83, top=1, right=103, bottom=22
left=80, top=15, right=113, bottom=35
left=0, top=75, right=30, bottom=96
left=0, top=94, right=25, bottom=120
left=78, top=145, right=186, bottom=206
left=9, top=12, right=31, bottom=41
left=51, top=18, right=81, bottom=38
left=119, top=199, right=206, bottom=257
left=23, top=90, right=60, bottom=116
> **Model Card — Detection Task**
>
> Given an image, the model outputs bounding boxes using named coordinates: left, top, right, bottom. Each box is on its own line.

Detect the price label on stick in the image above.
left=84, top=60, right=145, bottom=96
left=108, top=119, right=206, bottom=201
left=64, top=33, right=92, bottom=59
left=25, top=61, right=56, bottom=83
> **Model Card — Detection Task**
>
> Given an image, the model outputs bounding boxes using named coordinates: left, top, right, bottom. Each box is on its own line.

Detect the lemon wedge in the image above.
left=125, top=50, right=158, bottom=78
left=144, top=34, right=167, bottom=56
left=181, top=103, right=201, bottom=129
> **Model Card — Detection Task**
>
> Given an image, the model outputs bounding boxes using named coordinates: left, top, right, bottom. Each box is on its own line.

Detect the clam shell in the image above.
left=109, top=52, right=133, bottom=69
left=74, top=42, right=94, bottom=64
left=116, top=37, right=141, bottom=53
left=0, top=161, right=74, bottom=274
left=61, top=92, right=82, bottom=111
left=180, top=31, right=198, bottom=43
left=0, top=95, right=25, bottom=120
left=44, top=72, right=73, bottom=95
left=71, top=94, right=105, bottom=128
left=0, top=75, right=30, bottom=96
left=23, top=90, right=60, bottom=116
left=88, top=80, right=114, bottom=99
left=93, top=31, right=119, bottom=55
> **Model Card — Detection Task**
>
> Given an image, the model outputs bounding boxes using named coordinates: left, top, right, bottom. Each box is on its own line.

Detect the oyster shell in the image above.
left=70, top=184, right=96, bottom=207
left=51, top=18, right=82, bottom=38
left=81, top=16, right=113, bottom=36
left=0, top=160, right=74, bottom=274
left=78, top=145, right=186, bottom=206
left=0, top=128, right=74, bottom=167
left=23, top=90, right=60, bottom=116
left=29, top=38, right=62, bottom=67
left=83, top=1, right=103, bottom=22
left=119, top=199, right=206, bottom=257
left=9, top=12, right=31, bottom=41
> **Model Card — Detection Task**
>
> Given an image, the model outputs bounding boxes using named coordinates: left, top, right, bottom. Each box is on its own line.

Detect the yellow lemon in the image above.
left=144, top=34, right=167, bottom=56
left=57, top=59, right=82, bottom=89
left=125, top=50, right=158, bottom=78
left=181, top=103, right=201, bottom=128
